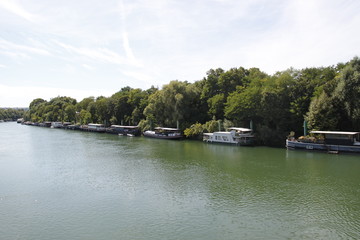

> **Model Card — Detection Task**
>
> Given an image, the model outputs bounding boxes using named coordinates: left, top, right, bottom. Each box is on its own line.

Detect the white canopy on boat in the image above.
left=228, top=127, right=252, bottom=132
left=154, top=127, right=180, bottom=131
left=203, top=133, right=213, bottom=136
left=88, top=123, right=105, bottom=127
left=111, top=125, right=138, bottom=128
left=310, top=131, right=360, bottom=135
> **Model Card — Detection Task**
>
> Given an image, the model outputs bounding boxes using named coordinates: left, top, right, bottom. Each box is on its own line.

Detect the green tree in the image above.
left=110, top=88, right=132, bottom=125
left=334, top=57, right=360, bottom=129
left=144, top=80, right=201, bottom=128
left=207, top=93, right=225, bottom=119
left=77, top=97, right=95, bottom=112
left=64, top=104, right=76, bottom=122
left=203, top=119, right=220, bottom=133
left=79, top=109, right=92, bottom=124
left=95, top=97, right=111, bottom=125
left=306, top=91, right=339, bottom=130
left=184, top=123, right=204, bottom=139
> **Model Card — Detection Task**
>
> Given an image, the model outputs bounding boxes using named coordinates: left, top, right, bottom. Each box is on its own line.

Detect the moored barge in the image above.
left=82, top=123, right=106, bottom=133
left=286, top=131, right=360, bottom=154
left=106, top=125, right=140, bottom=136
left=203, top=127, right=255, bottom=146
left=143, top=127, right=183, bottom=140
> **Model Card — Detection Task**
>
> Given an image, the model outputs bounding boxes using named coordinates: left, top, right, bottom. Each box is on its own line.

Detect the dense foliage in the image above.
left=0, top=108, right=27, bottom=121
left=26, top=57, right=360, bottom=146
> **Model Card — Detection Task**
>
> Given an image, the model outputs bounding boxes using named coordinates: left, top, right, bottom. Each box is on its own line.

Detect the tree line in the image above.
left=24, top=57, right=360, bottom=146
left=0, top=108, right=27, bottom=121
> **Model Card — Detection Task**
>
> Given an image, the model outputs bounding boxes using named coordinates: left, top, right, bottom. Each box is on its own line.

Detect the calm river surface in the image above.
left=0, top=122, right=359, bottom=240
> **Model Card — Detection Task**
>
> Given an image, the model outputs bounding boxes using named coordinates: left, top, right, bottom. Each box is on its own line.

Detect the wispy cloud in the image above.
left=0, top=50, right=29, bottom=59
left=122, top=31, right=136, bottom=63
left=82, top=64, right=94, bottom=70
left=0, top=38, right=51, bottom=57
left=53, top=40, right=140, bottom=66
left=239, top=0, right=360, bottom=73
left=119, top=0, right=137, bottom=64
left=1, top=0, right=359, bottom=107
left=0, top=0, right=39, bottom=22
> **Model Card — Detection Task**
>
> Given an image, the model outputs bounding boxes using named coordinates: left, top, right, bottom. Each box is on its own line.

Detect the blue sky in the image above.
left=1, top=0, right=360, bottom=107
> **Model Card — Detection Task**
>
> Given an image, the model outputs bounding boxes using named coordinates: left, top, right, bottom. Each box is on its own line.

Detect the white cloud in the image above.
left=82, top=64, right=94, bottom=70
left=0, top=38, right=51, bottom=57
left=53, top=40, right=140, bottom=67
left=243, top=0, right=360, bottom=73
left=118, top=0, right=137, bottom=63
left=0, top=0, right=359, bottom=106
left=0, top=0, right=40, bottom=22
left=0, top=50, right=30, bottom=59
left=122, top=31, right=137, bottom=63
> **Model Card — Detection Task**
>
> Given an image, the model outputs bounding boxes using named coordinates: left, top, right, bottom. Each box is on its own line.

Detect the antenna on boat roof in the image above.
left=303, top=120, right=307, bottom=136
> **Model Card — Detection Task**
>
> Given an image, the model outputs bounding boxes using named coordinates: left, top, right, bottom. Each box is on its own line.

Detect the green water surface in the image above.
left=0, top=122, right=359, bottom=239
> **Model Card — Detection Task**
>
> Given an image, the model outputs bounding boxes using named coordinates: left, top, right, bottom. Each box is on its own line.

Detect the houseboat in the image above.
left=286, top=131, right=360, bottom=154
left=51, top=122, right=63, bottom=128
left=39, top=122, right=52, bottom=127
left=203, top=127, right=255, bottom=146
left=143, top=127, right=183, bottom=140
left=17, top=118, right=24, bottom=123
left=62, top=122, right=72, bottom=128
left=106, top=125, right=140, bottom=136
left=66, top=124, right=81, bottom=130
left=84, top=123, right=106, bottom=133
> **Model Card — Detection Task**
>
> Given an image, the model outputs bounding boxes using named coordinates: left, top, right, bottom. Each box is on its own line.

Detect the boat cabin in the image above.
left=51, top=122, right=63, bottom=128
left=143, top=127, right=183, bottom=139
left=154, top=127, right=182, bottom=136
left=87, top=123, right=106, bottom=132
left=63, top=122, right=72, bottom=127
left=203, top=127, right=254, bottom=146
left=40, top=122, right=52, bottom=127
left=228, top=127, right=253, bottom=136
left=310, top=131, right=360, bottom=146
left=108, top=125, right=140, bottom=136
left=17, top=118, right=24, bottom=123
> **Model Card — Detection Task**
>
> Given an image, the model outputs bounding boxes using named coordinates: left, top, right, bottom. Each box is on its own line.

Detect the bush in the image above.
left=184, top=123, right=204, bottom=139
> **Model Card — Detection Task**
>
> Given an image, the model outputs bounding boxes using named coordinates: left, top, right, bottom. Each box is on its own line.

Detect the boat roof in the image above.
left=154, top=127, right=180, bottom=131
left=310, top=131, right=360, bottom=135
left=111, top=125, right=138, bottom=129
left=88, top=123, right=104, bottom=126
left=228, top=127, right=252, bottom=131
left=203, top=131, right=230, bottom=135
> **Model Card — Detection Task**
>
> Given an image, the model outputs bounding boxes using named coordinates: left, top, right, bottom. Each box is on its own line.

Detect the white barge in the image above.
left=203, top=127, right=255, bottom=146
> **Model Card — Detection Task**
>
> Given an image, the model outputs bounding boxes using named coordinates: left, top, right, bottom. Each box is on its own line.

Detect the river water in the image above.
left=0, top=122, right=359, bottom=240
